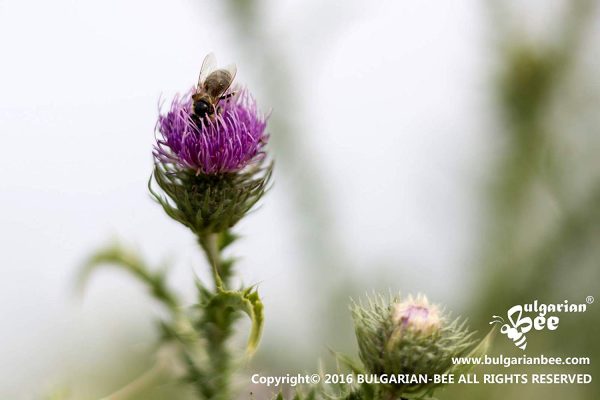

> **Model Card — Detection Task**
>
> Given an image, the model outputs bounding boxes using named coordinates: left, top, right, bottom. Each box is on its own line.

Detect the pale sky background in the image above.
left=0, top=0, right=506, bottom=398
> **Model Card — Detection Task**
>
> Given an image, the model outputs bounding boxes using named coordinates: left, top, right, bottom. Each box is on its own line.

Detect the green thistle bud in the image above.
left=150, top=162, right=272, bottom=235
left=351, top=294, right=477, bottom=399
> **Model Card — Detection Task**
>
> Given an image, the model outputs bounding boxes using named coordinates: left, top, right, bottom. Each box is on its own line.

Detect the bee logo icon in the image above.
left=490, top=305, right=532, bottom=350
left=490, top=315, right=528, bottom=350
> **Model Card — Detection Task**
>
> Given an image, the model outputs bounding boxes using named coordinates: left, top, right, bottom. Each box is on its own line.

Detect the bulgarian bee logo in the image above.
left=491, top=300, right=588, bottom=351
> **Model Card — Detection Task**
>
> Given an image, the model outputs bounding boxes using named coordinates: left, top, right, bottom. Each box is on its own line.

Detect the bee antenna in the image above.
left=489, top=315, right=505, bottom=325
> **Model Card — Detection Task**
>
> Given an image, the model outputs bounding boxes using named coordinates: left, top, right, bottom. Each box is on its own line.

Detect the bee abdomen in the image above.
left=515, top=336, right=527, bottom=350
left=204, top=71, right=233, bottom=97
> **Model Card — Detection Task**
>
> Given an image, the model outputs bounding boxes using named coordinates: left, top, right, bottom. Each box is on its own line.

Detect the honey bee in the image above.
left=191, top=53, right=237, bottom=123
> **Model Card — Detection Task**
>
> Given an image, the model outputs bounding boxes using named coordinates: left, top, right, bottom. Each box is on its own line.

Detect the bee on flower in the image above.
left=151, top=53, right=272, bottom=235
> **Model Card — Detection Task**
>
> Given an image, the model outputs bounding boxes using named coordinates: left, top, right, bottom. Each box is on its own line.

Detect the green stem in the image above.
left=196, top=232, right=235, bottom=399
left=199, top=233, right=224, bottom=290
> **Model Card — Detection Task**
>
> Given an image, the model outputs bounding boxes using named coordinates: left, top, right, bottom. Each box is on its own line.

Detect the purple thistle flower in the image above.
left=154, top=88, right=268, bottom=175
left=150, top=85, right=272, bottom=234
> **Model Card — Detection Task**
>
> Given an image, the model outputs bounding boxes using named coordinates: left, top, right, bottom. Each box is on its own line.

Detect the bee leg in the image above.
left=219, top=92, right=236, bottom=102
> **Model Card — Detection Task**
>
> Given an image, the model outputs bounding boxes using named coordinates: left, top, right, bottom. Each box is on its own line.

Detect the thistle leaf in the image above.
left=205, top=287, right=264, bottom=355
left=78, top=242, right=178, bottom=310
left=450, top=326, right=497, bottom=376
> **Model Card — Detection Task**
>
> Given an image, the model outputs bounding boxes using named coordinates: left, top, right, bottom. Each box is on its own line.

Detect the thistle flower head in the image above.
left=150, top=85, right=272, bottom=235
left=154, top=88, right=267, bottom=175
left=351, top=293, right=478, bottom=399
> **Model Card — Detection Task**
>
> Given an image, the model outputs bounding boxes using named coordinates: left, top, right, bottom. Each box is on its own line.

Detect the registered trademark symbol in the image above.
left=586, top=296, right=594, bottom=304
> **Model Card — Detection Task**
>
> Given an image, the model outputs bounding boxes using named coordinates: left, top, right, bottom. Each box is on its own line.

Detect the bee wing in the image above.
left=198, top=52, right=217, bottom=86
left=217, top=63, right=237, bottom=95
left=223, top=63, right=237, bottom=83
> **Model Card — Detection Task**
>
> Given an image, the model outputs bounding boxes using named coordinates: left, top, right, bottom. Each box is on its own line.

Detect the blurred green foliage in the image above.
left=457, top=2, right=600, bottom=399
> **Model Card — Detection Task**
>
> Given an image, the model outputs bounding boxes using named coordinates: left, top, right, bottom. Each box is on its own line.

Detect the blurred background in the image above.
left=0, top=0, right=599, bottom=399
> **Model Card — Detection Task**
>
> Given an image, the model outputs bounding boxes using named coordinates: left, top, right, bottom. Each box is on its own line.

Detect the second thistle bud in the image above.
left=352, top=293, right=478, bottom=399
